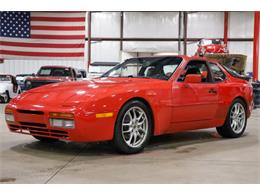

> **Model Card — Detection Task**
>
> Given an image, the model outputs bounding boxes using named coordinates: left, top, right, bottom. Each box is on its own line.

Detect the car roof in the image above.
left=40, top=65, right=72, bottom=69
left=125, top=55, right=211, bottom=62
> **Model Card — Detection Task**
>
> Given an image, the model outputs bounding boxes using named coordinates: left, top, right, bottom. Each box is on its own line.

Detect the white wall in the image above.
left=123, top=12, right=179, bottom=53
left=124, top=12, right=179, bottom=38
left=187, top=12, right=224, bottom=38
left=229, top=12, right=254, bottom=73
left=91, top=12, right=120, bottom=38
left=91, top=41, right=120, bottom=62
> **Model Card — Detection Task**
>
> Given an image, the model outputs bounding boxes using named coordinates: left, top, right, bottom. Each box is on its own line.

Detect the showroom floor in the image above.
left=0, top=103, right=259, bottom=184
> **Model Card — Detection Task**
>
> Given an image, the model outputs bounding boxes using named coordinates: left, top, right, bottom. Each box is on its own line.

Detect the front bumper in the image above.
left=5, top=106, right=116, bottom=142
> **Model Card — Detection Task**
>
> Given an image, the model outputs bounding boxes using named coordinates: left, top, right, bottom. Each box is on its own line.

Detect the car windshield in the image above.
left=101, top=56, right=183, bottom=80
left=0, top=75, right=11, bottom=81
left=37, top=67, right=72, bottom=77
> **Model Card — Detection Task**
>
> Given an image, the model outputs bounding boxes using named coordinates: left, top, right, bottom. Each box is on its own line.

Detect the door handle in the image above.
left=208, top=88, right=217, bottom=94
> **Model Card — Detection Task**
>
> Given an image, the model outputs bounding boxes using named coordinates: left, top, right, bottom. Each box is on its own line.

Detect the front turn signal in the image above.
left=96, top=112, right=114, bottom=118
left=49, top=112, right=74, bottom=119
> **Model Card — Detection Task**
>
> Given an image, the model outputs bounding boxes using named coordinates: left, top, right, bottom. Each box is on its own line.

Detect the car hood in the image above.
left=12, top=77, right=164, bottom=108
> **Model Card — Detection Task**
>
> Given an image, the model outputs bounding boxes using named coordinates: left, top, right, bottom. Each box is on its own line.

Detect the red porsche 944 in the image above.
left=5, top=56, right=254, bottom=154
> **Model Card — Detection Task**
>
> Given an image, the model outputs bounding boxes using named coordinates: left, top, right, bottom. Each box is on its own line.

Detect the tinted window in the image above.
left=208, top=63, right=226, bottom=82
left=179, top=60, right=211, bottom=83
left=223, top=66, right=241, bottom=77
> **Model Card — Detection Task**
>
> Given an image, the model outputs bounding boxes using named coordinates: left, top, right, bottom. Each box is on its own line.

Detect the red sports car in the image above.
left=5, top=56, right=253, bottom=154
left=196, top=39, right=228, bottom=56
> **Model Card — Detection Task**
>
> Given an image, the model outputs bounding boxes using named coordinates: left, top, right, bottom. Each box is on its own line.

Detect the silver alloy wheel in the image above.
left=230, top=102, right=246, bottom=134
left=121, top=106, right=148, bottom=148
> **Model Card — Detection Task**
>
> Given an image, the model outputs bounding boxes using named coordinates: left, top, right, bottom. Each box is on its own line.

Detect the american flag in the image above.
left=0, top=11, right=86, bottom=59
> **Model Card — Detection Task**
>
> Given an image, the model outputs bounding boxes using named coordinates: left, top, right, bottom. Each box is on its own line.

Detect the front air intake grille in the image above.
left=19, top=122, right=46, bottom=127
left=9, top=124, right=69, bottom=139
left=17, top=110, right=44, bottom=115
left=30, top=80, right=59, bottom=89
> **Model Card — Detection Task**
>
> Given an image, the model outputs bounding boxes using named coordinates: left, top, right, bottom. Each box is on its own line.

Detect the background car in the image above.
left=24, top=66, right=82, bottom=90
left=78, top=69, right=87, bottom=79
left=196, top=39, right=228, bottom=56
left=0, top=74, right=21, bottom=103
left=5, top=56, right=253, bottom=154
left=16, top=74, right=33, bottom=91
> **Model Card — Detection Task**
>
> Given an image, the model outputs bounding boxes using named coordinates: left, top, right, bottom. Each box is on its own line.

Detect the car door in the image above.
left=171, top=60, right=219, bottom=124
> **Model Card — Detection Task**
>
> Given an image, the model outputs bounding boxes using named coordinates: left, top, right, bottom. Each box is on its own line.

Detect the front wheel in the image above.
left=113, top=100, right=152, bottom=154
left=216, top=99, right=247, bottom=138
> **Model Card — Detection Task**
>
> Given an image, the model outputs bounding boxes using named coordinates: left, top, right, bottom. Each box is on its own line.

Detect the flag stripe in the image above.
left=0, top=41, right=85, bottom=48
left=0, top=50, right=84, bottom=57
left=30, top=21, right=85, bottom=26
left=0, top=55, right=83, bottom=60
left=1, top=46, right=84, bottom=52
left=31, top=30, right=85, bottom=35
left=31, top=25, right=85, bottom=31
left=31, top=12, right=86, bottom=18
left=0, top=37, right=84, bottom=44
left=31, top=17, right=85, bottom=22
left=31, top=34, right=85, bottom=39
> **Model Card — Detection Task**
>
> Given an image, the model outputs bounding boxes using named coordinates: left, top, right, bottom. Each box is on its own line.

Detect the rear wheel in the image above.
left=216, top=99, right=247, bottom=138
left=113, top=100, right=152, bottom=154
left=33, top=136, right=59, bottom=143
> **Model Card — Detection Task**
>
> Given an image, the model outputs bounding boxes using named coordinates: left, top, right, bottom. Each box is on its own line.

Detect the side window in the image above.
left=208, top=63, right=226, bottom=82
left=178, top=60, right=210, bottom=83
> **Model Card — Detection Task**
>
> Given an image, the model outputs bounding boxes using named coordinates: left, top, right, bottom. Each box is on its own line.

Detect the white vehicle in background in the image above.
left=16, top=74, right=33, bottom=91
left=0, top=74, right=21, bottom=103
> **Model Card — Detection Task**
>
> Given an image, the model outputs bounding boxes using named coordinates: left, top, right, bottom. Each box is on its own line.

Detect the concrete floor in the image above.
left=0, top=103, right=259, bottom=184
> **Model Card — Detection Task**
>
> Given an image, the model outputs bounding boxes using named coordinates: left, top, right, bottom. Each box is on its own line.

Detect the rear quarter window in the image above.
left=208, top=62, right=226, bottom=82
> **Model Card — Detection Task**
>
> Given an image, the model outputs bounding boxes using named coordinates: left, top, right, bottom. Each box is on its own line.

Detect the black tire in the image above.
left=113, top=100, right=152, bottom=154
left=216, top=98, right=247, bottom=138
left=4, top=91, right=10, bottom=103
left=33, top=136, right=59, bottom=143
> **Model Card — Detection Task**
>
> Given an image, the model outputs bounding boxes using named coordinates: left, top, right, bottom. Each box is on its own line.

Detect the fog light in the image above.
left=50, top=118, right=75, bottom=129
left=5, top=113, right=15, bottom=122
left=63, top=120, right=75, bottom=128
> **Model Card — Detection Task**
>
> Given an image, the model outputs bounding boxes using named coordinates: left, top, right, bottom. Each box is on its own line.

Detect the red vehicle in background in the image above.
left=24, top=66, right=82, bottom=90
left=196, top=39, right=228, bottom=56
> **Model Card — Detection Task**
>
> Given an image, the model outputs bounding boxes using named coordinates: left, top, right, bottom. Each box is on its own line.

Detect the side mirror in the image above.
left=184, top=74, right=202, bottom=83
